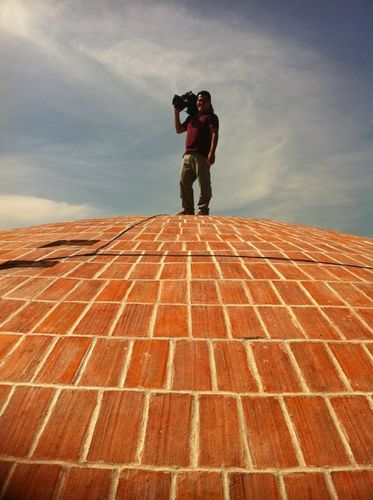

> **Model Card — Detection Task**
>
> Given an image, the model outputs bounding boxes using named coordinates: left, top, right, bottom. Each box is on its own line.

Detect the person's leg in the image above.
left=195, top=155, right=212, bottom=215
left=179, top=154, right=196, bottom=214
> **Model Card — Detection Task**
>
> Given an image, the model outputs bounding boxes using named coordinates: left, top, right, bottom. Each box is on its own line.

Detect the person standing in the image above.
left=174, top=91, right=219, bottom=215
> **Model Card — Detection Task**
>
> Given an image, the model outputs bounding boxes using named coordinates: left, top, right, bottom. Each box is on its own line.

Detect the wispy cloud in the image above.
left=1, top=0, right=371, bottom=235
left=0, top=195, right=102, bottom=229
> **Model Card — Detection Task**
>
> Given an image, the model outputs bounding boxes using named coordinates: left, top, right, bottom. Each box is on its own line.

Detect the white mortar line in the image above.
left=324, top=396, right=356, bottom=466
left=190, top=394, right=200, bottom=468
left=118, top=340, right=134, bottom=388
left=236, top=395, right=253, bottom=470
left=245, top=342, right=264, bottom=393
left=28, top=387, right=61, bottom=457
left=165, top=339, right=176, bottom=390
left=278, top=396, right=306, bottom=467
left=324, top=343, right=354, bottom=392
left=80, top=389, right=104, bottom=462
left=135, top=391, right=151, bottom=464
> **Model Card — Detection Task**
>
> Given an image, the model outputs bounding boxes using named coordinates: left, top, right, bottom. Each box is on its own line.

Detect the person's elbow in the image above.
left=175, top=126, right=185, bottom=134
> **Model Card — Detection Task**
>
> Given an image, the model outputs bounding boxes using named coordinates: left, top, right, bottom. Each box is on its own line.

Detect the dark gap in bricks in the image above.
left=0, top=260, right=58, bottom=270
left=39, top=240, right=100, bottom=248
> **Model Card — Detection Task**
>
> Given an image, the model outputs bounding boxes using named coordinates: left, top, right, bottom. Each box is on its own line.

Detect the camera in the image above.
left=172, top=91, right=197, bottom=115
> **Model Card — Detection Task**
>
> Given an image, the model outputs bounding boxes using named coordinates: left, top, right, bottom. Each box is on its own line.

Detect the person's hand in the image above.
left=207, top=152, right=215, bottom=166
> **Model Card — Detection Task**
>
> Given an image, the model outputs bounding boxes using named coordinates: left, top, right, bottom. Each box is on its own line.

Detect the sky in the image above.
left=1, top=0, right=372, bottom=237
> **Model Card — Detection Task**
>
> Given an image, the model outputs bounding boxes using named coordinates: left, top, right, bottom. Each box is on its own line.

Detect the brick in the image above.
left=65, top=279, right=105, bottom=301
left=226, top=306, right=266, bottom=339
left=191, top=262, right=219, bottom=279
left=298, top=264, right=336, bottom=280
left=67, top=262, right=104, bottom=278
left=0, top=386, right=54, bottom=456
left=218, top=281, right=249, bottom=304
left=199, top=395, right=245, bottom=467
left=301, top=281, right=345, bottom=305
left=272, top=281, right=313, bottom=305
left=190, top=281, right=219, bottom=304
left=35, top=302, right=87, bottom=334
left=218, top=262, right=249, bottom=279
left=326, top=266, right=362, bottom=281
left=328, top=282, right=372, bottom=307
left=245, top=281, right=281, bottom=305
left=0, top=275, right=25, bottom=295
left=0, top=335, right=51, bottom=382
left=0, top=334, right=19, bottom=360
left=3, top=463, right=62, bottom=500
left=59, top=467, right=113, bottom=500
left=36, top=337, right=91, bottom=384
left=291, top=307, right=340, bottom=339
left=252, top=343, right=303, bottom=392
left=36, top=278, right=78, bottom=300
left=284, top=473, right=331, bottom=499
left=173, top=340, right=212, bottom=390
left=87, top=391, right=144, bottom=462
left=0, top=385, right=11, bottom=407
left=98, top=262, right=132, bottom=279
left=229, top=473, right=281, bottom=500
left=117, top=469, right=171, bottom=500
left=331, top=470, right=373, bottom=499
left=329, top=343, right=373, bottom=391
left=285, top=396, right=350, bottom=466
left=0, top=298, right=26, bottom=324
left=330, top=396, right=373, bottom=465
left=214, top=342, right=257, bottom=392
left=354, top=282, right=373, bottom=300
left=127, top=280, right=160, bottom=303
left=321, top=307, right=371, bottom=340
left=176, top=472, right=223, bottom=499
left=153, top=305, right=188, bottom=337
left=245, top=263, right=280, bottom=279
left=257, top=306, right=304, bottom=339
left=113, top=303, right=153, bottom=337
left=33, top=389, right=97, bottom=460
left=95, top=280, right=131, bottom=301
left=125, top=340, right=169, bottom=388
left=241, top=396, right=298, bottom=467
left=272, top=263, right=310, bottom=280
left=0, top=461, right=12, bottom=489
left=73, top=302, right=120, bottom=335
left=142, top=393, right=192, bottom=466
left=191, top=305, right=227, bottom=338
left=5, top=277, right=53, bottom=300
left=356, top=307, right=373, bottom=329
left=160, top=263, right=187, bottom=279
left=128, top=263, right=159, bottom=279
left=78, top=338, right=129, bottom=387
left=290, top=342, right=346, bottom=392
left=40, top=260, right=81, bottom=277
left=159, top=281, right=187, bottom=303
left=2, top=301, right=54, bottom=333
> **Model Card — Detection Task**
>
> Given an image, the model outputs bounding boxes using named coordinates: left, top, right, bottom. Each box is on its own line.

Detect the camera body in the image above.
left=172, top=91, right=197, bottom=115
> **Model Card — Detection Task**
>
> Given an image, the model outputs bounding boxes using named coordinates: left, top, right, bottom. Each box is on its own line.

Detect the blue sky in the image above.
left=1, top=0, right=372, bottom=236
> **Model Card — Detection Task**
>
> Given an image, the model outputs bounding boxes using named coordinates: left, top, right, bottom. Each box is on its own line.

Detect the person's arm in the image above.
left=207, top=127, right=219, bottom=166
left=174, top=108, right=186, bottom=134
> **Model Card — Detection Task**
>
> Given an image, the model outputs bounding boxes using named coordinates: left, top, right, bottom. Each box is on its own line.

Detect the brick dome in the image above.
left=0, top=215, right=372, bottom=498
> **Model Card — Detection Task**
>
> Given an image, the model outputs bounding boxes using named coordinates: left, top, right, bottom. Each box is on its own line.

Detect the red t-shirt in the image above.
left=182, top=112, right=219, bottom=158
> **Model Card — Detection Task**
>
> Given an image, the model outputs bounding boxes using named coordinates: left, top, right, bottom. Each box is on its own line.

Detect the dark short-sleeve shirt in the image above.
left=182, top=112, right=219, bottom=158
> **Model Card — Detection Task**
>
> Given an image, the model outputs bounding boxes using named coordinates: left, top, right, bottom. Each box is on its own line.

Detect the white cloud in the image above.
left=0, top=195, right=102, bottom=229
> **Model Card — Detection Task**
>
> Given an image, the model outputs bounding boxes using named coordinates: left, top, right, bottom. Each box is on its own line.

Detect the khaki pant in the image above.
left=179, top=153, right=212, bottom=214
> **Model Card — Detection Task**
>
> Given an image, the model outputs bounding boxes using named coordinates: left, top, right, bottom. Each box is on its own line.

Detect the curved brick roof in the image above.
left=0, top=215, right=372, bottom=499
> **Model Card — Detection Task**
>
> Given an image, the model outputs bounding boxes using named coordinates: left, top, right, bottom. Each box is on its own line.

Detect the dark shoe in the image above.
left=176, top=210, right=194, bottom=215
left=197, top=210, right=209, bottom=215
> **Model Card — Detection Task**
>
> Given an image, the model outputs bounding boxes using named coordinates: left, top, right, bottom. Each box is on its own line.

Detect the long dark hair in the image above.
left=198, top=90, right=214, bottom=113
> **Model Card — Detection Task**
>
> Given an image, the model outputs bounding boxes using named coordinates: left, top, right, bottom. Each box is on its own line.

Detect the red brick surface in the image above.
left=0, top=215, right=372, bottom=498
